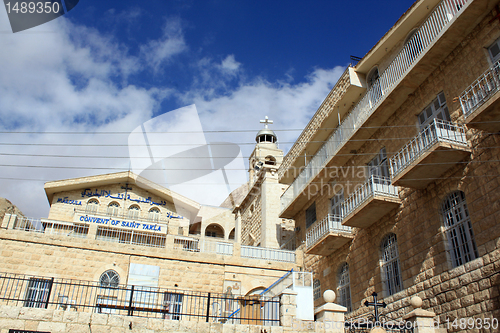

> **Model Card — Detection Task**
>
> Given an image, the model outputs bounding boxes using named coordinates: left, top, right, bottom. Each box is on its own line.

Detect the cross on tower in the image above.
left=260, top=116, right=273, bottom=129
left=364, top=292, right=386, bottom=322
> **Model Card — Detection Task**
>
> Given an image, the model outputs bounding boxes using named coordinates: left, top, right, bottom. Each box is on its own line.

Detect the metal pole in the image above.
left=206, top=292, right=211, bottom=322
left=44, top=277, right=54, bottom=309
left=128, top=285, right=135, bottom=316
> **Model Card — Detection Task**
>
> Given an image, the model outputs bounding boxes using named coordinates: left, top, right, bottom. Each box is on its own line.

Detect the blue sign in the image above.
left=79, top=215, right=163, bottom=232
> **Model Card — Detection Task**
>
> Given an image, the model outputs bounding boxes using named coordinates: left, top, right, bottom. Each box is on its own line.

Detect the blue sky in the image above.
left=0, top=0, right=415, bottom=216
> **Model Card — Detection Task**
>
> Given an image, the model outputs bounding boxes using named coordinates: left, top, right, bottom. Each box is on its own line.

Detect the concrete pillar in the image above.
left=235, top=210, right=241, bottom=244
left=261, top=170, right=280, bottom=248
left=280, top=289, right=297, bottom=327
left=314, top=290, right=346, bottom=332
left=1, top=213, right=14, bottom=229
left=403, top=296, right=440, bottom=333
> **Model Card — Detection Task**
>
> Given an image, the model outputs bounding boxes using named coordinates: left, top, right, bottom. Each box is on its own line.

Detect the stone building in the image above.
left=278, top=0, right=500, bottom=330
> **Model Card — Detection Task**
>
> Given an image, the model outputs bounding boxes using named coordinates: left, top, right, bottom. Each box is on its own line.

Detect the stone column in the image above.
left=261, top=170, right=280, bottom=249
left=235, top=210, right=241, bottom=244
left=1, top=213, right=14, bottom=229
left=403, top=296, right=440, bottom=333
left=280, top=289, right=297, bottom=327
left=314, top=290, right=346, bottom=332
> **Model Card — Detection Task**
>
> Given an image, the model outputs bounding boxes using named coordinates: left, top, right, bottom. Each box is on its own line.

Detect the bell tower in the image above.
left=249, top=116, right=284, bottom=248
left=249, top=116, right=283, bottom=184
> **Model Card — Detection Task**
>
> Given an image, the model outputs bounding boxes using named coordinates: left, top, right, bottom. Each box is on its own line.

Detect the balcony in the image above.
left=280, top=0, right=477, bottom=218
left=460, top=60, right=500, bottom=132
left=306, top=214, right=353, bottom=256
left=390, top=119, right=470, bottom=189
left=342, top=176, right=400, bottom=228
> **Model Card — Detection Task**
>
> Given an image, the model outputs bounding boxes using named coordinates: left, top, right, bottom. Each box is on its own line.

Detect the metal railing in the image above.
left=10, top=215, right=89, bottom=239
left=389, top=119, right=468, bottom=178
left=96, top=226, right=166, bottom=248
left=306, top=214, right=353, bottom=249
left=173, top=236, right=234, bottom=255
left=241, top=245, right=296, bottom=263
left=460, top=60, right=500, bottom=117
left=0, top=272, right=280, bottom=325
left=342, top=175, right=399, bottom=219
left=281, top=0, right=470, bottom=213
left=280, top=235, right=297, bottom=251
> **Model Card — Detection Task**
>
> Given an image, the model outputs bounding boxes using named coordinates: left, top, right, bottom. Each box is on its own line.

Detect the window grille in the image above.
left=148, top=208, right=160, bottom=222
left=128, top=205, right=140, bottom=219
left=441, top=191, right=478, bottom=267
left=305, top=203, right=316, bottom=229
left=381, top=233, right=403, bottom=296
left=107, top=202, right=120, bottom=216
left=86, top=199, right=99, bottom=213
left=367, top=147, right=390, bottom=183
left=418, top=92, right=450, bottom=129
left=24, top=278, right=52, bottom=308
left=100, top=270, right=120, bottom=287
left=337, top=262, right=352, bottom=312
left=313, top=279, right=321, bottom=301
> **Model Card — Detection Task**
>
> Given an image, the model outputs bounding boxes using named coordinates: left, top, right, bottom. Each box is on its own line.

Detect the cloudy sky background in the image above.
left=0, top=0, right=415, bottom=217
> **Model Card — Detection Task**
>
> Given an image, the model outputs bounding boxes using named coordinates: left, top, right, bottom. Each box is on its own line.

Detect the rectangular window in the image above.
left=417, top=92, right=450, bottom=129
left=305, top=203, right=316, bottom=229
left=24, top=278, right=52, bottom=308
left=489, top=37, right=500, bottom=63
left=163, top=292, right=183, bottom=320
left=367, top=148, right=390, bottom=184
left=330, top=190, right=344, bottom=217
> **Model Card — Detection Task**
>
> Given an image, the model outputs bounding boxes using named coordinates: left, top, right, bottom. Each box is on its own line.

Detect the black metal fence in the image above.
left=0, top=272, right=280, bottom=326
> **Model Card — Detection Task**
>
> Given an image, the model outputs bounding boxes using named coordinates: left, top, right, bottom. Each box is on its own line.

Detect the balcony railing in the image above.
left=281, top=0, right=470, bottom=213
left=390, top=119, right=468, bottom=179
left=10, top=215, right=89, bottom=239
left=173, top=236, right=234, bottom=255
left=306, top=214, right=352, bottom=249
left=241, top=245, right=296, bottom=263
left=342, top=175, right=399, bottom=219
left=460, top=60, right=500, bottom=117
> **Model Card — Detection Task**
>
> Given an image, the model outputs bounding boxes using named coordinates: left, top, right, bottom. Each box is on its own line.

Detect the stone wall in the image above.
left=294, top=5, right=500, bottom=332
left=0, top=228, right=296, bottom=296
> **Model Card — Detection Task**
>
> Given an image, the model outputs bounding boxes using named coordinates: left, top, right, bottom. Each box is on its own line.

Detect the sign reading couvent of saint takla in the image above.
left=127, top=104, right=247, bottom=224
left=3, top=0, right=79, bottom=33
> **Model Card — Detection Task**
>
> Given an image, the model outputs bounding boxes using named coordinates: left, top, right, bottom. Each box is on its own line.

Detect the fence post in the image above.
left=206, top=292, right=211, bottom=322
left=314, top=290, right=346, bottom=332
left=128, top=285, right=135, bottom=316
left=279, top=289, right=297, bottom=327
left=44, top=277, right=54, bottom=309
left=403, top=296, right=439, bottom=333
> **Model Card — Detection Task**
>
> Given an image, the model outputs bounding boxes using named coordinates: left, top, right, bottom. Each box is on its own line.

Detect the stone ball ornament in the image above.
left=369, top=327, right=387, bottom=333
left=323, top=289, right=336, bottom=303
left=410, top=296, right=423, bottom=308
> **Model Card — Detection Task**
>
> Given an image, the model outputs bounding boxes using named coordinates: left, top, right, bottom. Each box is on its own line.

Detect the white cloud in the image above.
left=0, top=8, right=344, bottom=218
left=219, top=54, right=241, bottom=74
left=140, top=18, right=187, bottom=72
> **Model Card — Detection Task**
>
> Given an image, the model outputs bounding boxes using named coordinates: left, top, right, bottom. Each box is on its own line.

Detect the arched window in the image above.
left=367, top=67, right=382, bottom=107
left=107, top=202, right=120, bottom=216
left=99, top=270, right=120, bottom=287
left=404, top=28, right=423, bottom=64
left=205, top=224, right=224, bottom=238
left=441, top=191, right=478, bottom=267
left=337, top=262, right=352, bottom=312
left=228, top=228, right=235, bottom=240
left=86, top=199, right=99, bottom=213
left=264, top=156, right=276, bottom=165
left=148, top=207, right=160, bottom=222
left=313, top=279, right=321, bottom=301
left=128, top=205, right=140, bottom=219
left=381, top=233, right=403, bottom=296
